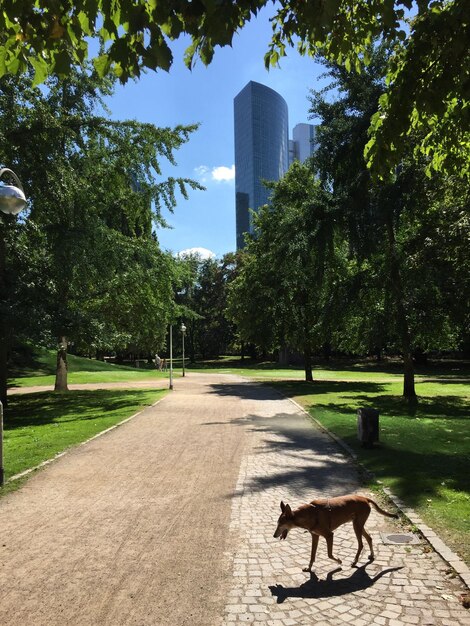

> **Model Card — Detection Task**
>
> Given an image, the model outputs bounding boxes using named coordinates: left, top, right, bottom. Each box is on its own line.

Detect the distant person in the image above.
left=161, top=358, right=167, bottom=371
left=155, top=354, right=161, bottom=370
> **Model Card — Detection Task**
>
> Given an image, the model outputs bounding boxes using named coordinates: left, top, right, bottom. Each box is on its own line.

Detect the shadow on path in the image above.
left=208, top=381, right=283, bottom=401
left=270, top=564, right=403, bottom=603
left=204, top=409, right=357, bottom=497
left=204, top=379, right=358, bottom=497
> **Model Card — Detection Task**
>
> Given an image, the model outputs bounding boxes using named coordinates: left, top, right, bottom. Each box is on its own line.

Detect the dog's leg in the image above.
left=303, top=533, right=319, bottom=572
left=324, top=532, right=342, bottom=565
left=362, top=528, right=374, bottom=562
left=352, top=520, right=373, bottom=566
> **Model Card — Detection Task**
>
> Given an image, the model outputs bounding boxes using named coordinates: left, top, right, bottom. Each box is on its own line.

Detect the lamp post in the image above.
left=169, top=324, right=173, bottom=390
left=0, top=167, right=27, bottom=486
left=180, top=322, right=186, bottom=377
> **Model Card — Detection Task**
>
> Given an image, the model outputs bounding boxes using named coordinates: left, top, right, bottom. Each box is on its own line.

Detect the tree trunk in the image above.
left=304, top=345, right=313, bottom=382
left=0, top=320, right=7, bottom=407
left=0, top=223, right=8, bottom=406
left=54, top=336, right=69, bottom=392
left=403, top=352, right=416, bottom=398
left=278, top=344, right=289, bottom=366
left=189, top=323, right=196, bottom=363
left=323, top=342, right=331, bottom=362
left=385, top=217, right=416, bottom=399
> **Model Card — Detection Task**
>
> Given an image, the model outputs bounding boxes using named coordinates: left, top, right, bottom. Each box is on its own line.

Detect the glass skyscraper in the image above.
left=234, top=81, right=289, bottom=249
left=290, top=123, right=317, bottom=164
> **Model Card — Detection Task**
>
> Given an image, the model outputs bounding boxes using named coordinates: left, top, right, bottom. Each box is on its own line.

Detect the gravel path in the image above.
left=1, top=374, right=247, bottom=625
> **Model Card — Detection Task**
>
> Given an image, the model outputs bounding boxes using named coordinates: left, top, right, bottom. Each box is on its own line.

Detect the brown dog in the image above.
left=273, top=494, right=398, bottom=571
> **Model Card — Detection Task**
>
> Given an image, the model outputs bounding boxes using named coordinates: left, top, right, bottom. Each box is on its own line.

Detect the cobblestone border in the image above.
left=284, top=394, right=470, bottom=591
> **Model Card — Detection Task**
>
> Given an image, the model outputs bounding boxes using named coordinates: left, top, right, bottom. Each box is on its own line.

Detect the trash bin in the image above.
left=357, top=408, right=379, bottom=448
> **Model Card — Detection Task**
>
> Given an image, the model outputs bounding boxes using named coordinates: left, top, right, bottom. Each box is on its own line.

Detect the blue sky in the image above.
left=105, top=6, right=327, bottom=259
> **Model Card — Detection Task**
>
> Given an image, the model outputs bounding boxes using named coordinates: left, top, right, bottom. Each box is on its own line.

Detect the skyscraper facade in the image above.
left=290, top=123, right=317, bottom=164
left=234, top=81, right=289, bottom=249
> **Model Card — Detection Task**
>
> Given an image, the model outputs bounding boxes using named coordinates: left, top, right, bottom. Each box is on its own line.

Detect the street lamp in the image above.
left=169, top=325, right=173, bottom=390
left=0, top=167, right=27, bottom=486
left=180, top=322, right=186, bottom=377
left=0, top=168, right=27, bottom=216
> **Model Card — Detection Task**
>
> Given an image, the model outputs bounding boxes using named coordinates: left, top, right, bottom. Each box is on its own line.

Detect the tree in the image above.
left=1, top=1, right=468, bottom=178
left=364, top=1, right=470, bottom=180
left=309, top=48, right=470, bottom=397
left=227, top=248, right=280, bottom=359
left=228, top=161, right=340, bottom=381
left=310, top=50, right=421, bottom=396
left=174, top=252, right=238, bottom=361
left=0, top=67, right=201, bottom=397
left=192, top=255, right=238, bottom=359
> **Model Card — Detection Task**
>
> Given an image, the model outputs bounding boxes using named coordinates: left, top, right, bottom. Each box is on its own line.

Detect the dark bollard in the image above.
left=357, top=408, right=379, bottom=448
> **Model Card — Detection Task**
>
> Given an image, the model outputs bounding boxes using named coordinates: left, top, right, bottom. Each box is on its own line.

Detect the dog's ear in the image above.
left=280, top=501, right=293, bottom=517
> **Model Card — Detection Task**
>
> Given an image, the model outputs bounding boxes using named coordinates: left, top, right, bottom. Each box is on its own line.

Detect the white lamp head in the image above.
left=0, top=168, right=27, bottom=215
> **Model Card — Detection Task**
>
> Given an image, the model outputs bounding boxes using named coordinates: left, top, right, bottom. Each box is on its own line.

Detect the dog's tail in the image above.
left=367, top=498, right=398, bottom=519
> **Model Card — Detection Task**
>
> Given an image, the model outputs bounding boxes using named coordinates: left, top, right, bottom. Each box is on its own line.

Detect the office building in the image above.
left=234, top=81, right=289, bottom=249
left=290, top=123, right=317, bottom=164
left=234, top=81, right=316, bottom=249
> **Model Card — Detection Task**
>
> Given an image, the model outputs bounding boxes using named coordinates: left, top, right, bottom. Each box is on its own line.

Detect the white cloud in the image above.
left=177, top=247, right=216, bottom=260
left=195, top=164, right=235, bottom=184
left=211, top=164, right=235, bottom=182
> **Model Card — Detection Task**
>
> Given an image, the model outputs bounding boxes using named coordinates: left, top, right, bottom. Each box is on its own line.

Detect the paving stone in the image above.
left=221, top=382, right=470, bottom=626
left=401, top=615, right=421, bottom=624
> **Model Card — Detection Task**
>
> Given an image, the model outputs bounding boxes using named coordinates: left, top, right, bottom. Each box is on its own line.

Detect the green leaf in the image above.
left=7, top=56, right=21, bottom=75
left=77, top=11, right=91, bottom=35
left=30, top=56, right=49, bottom=85
left=145, top=41, right=173, bottom=71
left=93, top=54, right=111, bottom=77
left=183, top=40, right=198, bottom=68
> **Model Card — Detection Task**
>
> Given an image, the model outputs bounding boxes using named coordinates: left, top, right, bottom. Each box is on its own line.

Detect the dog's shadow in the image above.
left=270, top=564, right=403, bottom=603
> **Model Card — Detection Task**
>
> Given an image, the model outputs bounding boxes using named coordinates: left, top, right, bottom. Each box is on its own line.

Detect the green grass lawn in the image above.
left=188, top=355, right=469, bottom=383
left=2, top=388, right=166, bottom=482
left=189, top=361, right=404, bottom=381
left=269, top=377, right=470, bottom=565
left=9, top=346, right=172, bottom=387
